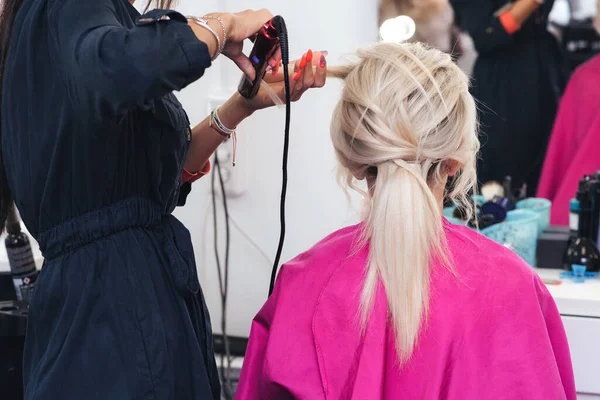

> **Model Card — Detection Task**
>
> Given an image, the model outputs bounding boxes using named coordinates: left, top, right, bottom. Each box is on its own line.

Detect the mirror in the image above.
left=378, top=0, right=600, bottom=203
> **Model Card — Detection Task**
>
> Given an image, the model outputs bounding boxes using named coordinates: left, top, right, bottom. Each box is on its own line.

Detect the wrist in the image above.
left=227, top=92, right=256, bottom=119
left=205, top=12, right=235, bottom=41
left=223, top=13, right=236, bottom=42
left=217, top=93, right=254, bottom=130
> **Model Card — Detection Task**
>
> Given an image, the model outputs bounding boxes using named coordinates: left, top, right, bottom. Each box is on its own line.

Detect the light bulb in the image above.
left=379, top=15, right=416, bottom=43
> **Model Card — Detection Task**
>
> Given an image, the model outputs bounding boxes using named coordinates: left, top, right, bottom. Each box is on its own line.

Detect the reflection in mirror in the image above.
left=378, top=0, right=599, bottom=202
left=378, top=0, right=477, bottom=74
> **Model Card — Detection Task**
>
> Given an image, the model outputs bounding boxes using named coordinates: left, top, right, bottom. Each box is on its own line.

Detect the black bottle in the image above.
left=563, top=189, right=600, bottom=272
left=5, top=208, right=38, bottom=303
left=501, top=176, right=516, bottom=210
left=589, top=178, right=600, bottom=247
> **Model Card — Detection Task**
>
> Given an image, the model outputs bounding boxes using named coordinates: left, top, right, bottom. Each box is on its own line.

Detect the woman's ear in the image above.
left=443, top=160, right=461, bottom=177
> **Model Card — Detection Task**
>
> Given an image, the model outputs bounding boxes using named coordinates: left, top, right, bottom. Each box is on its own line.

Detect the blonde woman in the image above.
left=235, top=43, right=575, bottom=399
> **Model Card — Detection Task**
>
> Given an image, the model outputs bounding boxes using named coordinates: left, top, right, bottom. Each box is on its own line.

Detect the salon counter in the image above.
left=537, top=269, right=600, bottom=399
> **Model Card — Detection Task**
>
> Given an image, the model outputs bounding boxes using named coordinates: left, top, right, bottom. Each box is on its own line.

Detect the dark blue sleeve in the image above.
left=48, top=0, right=212, bottom=116
left=450, top=0, right=515, bottom=55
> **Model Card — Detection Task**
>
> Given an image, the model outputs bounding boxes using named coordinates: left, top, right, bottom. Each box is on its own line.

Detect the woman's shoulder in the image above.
left=283, top=224, right=365, bottom=274
left=272, top=224, right=366, bottom=297
left=442, top=220, right=543, bottom=299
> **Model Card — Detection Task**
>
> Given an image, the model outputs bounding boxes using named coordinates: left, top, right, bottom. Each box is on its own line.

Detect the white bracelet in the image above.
left=187, top=16, right=222, bottom=61
left=210, top=106, right=238, bottom=166
left=202, top=16, right=227, bottom=55
left=210, top=106, right=236, bottom=137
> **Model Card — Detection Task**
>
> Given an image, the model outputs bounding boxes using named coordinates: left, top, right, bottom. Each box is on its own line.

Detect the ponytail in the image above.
left=360, top=160, right=448, bottom=365
left=0, top=0, right=23, bottom=232
left=329, top=42, right=479, bottom=366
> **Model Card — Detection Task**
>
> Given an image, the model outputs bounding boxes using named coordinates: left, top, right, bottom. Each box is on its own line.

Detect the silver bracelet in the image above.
left=187, top=16, right=221, bottom=61
left=210, top=106, right=236, bottom=137
left=210, top=106, right=238, bottom=166
left=202, top=16, right=227, bottom=55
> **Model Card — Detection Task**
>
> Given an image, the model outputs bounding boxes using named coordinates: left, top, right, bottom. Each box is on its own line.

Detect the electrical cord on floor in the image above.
left=211, top=155, right=233, bottom=400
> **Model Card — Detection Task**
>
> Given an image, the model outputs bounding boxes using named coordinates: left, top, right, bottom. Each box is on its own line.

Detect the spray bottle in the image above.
left=5, top=208, right=38, bottom=304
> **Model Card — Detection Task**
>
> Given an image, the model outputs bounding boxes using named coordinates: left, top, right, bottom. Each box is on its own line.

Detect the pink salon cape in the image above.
left=236, top=220, right=576, bottom=399
left=537, top=55, right=600, bottom=226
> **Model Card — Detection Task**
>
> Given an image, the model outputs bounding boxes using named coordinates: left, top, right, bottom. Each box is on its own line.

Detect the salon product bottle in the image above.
left=589, top=177, right=600, bottom=249
left=564, top=190, right=600, bottom=272
left=577, top=176, right=591, bottom=201
left=502, top=176, right=516, bottom=210
left=569, top=199, right=580, bottom=237
left=5, top=209, right=38, bottom=303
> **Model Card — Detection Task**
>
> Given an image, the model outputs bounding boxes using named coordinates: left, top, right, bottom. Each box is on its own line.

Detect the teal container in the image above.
left=443, top=205, right=540, bottom=266
left=479, top=210, right=539, bottom=266
left=516, top=198, right=552, bottom=235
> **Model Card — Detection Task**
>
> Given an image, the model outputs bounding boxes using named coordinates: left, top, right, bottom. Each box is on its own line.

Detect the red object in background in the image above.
left=499, top=10, right=521, bottom=34
left=537, top=55, right=600, bottom=226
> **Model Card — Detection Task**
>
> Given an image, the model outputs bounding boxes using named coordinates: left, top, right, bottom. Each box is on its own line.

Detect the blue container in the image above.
left=479, top=210, right=539, bottom=266
left=443, top=206, right=540, bottom=266
left=516, top=198, right=552, bottom=235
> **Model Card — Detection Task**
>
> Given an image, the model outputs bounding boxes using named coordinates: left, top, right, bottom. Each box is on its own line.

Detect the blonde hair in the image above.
left=328, top=42, right=479, bottom=365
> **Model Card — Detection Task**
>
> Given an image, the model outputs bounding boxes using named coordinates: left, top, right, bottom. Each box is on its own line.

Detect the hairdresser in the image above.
left=450, top=0, right=569, bottom=195
left=0, top=0, right=326, bottom=398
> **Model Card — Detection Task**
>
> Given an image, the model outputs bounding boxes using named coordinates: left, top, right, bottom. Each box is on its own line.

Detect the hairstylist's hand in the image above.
left=233, top=50, right=328, bottom=114
left=204, top=9, right=281, bottom=80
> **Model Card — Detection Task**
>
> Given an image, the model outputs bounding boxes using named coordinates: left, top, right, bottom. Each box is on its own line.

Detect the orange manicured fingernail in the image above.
left=299, top=54, right=307, bottom=69
left=306, top=49, right=313, bottom=63
left=269, top=57, right=281, bottom=67
left=320, top=55, right=326, bottom=68
left=293, top=71, right=302, bottom=81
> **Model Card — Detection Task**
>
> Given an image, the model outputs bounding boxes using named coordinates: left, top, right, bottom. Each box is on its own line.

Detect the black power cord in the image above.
left=269, top=16, right=290, bottom=297
left=210, top=17, right=290, bottom=398
left=211, top=155, right=233, bottom=399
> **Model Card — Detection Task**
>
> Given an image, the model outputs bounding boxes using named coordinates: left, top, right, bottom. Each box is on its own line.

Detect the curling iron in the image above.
left=238, top=17, right=282, bottom=99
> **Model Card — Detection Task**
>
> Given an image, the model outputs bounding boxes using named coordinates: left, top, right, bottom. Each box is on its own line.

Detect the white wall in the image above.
left=170, top=0, right=379, bottom=337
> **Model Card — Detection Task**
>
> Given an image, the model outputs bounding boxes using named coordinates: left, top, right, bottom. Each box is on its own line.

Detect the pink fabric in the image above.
left=537, top=55, right=600, bottom=226
left=236, top=221, right=576, bottom=400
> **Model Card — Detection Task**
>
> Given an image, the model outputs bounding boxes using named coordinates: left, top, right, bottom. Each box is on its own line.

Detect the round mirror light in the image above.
left=379, top=15, right=416, bottom=43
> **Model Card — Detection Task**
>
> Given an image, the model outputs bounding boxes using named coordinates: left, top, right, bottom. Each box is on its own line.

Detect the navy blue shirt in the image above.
left=3, top=1, right=210, bottom=236
left=2, top=1, right=221, bottom=398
